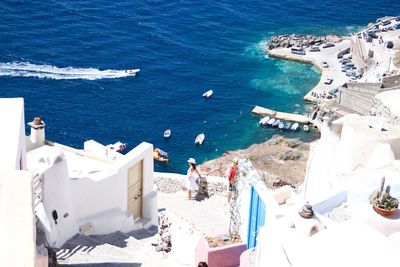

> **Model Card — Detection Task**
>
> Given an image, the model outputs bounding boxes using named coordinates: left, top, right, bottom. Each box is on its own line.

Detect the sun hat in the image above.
left=232, top=157, right=239, bottom=164
left=187, top=158, right=197, bottom=164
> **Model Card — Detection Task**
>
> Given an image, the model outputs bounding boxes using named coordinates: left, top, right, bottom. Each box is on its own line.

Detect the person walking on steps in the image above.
left=227, top=157, right=239, bottom=204
left=186, top=158, right=200, bottom=200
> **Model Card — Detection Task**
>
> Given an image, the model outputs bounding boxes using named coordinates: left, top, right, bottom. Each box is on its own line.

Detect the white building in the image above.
left=237, top=114, right=400, bottom=266
left=0, top=98, right=158, bottom=265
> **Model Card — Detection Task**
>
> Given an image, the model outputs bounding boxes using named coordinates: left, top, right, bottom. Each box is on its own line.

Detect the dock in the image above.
left=251, top=105, right=310, bottom=124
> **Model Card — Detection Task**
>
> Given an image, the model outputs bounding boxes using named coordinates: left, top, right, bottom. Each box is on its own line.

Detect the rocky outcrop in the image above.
left=267, top=34, right=343, bottom=50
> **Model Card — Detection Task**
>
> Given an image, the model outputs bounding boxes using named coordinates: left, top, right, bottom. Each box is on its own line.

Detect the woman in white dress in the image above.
left=186, top=158, right=200, bottom=200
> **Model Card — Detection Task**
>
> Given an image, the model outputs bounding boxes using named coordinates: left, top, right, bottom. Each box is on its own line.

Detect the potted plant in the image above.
left=369, top=177, right=399, bottom=216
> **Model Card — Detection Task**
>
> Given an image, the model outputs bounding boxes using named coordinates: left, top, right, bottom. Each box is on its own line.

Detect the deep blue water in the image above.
left=0, top=0, right=398, bottom=173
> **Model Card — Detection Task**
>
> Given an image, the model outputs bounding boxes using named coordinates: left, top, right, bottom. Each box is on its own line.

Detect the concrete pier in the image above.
left=251, top=105, right=309, bottom=124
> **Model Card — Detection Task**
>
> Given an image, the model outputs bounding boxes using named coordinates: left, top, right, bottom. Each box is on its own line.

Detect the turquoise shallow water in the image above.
left=0, top=0, right=398, bottom=173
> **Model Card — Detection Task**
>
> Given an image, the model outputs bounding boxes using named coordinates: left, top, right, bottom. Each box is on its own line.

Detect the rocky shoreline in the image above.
left=267, top=34, right=343, bottom=50
left=198, top=135, right=314, bottom=190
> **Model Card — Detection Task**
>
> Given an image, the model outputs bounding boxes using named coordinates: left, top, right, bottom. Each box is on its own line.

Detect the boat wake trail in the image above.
left=0, top=61, right=140, bottom=80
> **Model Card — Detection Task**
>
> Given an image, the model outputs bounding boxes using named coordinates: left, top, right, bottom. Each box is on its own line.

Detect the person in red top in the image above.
left=227, top=157, right=239, bottom=203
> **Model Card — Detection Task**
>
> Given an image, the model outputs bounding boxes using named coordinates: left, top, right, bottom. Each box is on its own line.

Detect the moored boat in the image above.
left=291, top=122, right=299, bottom=131
left=303, top=125, right=310, bottom=132
left=272, top=119, right=280, bottom=127
left=285, top=122, right=292, bottom=130
left=278, top=121, right=285, bottom=130
left=106, top=141, right=126, bottom=153
left=153, top=148, right=169, bottom=163
left=267, top=118, right=276, bottom=125
left=202, top=89, right=213, bottom=98
left=259, top=116, right=270, bottom=125
left=195, top=133, right=205, bottom=145
left=164, top=129, right=171, bottom=138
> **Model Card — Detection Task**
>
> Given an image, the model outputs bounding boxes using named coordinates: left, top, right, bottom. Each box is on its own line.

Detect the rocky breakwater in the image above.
left=267, top=34, right=343, bottom=50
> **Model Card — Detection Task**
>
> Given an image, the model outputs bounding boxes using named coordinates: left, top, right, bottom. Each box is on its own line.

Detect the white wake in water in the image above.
left=0, top=61, right=140, bottom=80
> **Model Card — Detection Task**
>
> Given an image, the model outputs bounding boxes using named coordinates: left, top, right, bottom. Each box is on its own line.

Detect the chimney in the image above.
left=28, top=116, right=45, bottom=145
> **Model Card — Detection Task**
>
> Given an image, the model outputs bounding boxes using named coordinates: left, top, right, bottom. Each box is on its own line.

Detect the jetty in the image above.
left=251, top=105, right=309, bottom=124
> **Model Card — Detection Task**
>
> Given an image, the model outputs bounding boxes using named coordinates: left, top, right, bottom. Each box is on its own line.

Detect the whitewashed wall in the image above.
left=36, top=142, right=157, bottom=248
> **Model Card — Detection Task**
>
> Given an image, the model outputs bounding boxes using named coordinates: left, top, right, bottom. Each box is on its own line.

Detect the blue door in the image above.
left=247, top=185, right=266, bottom=248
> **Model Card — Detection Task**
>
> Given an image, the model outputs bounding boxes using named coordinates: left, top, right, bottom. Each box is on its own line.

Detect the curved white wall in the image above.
left=335, top=116, right=400, bottom=174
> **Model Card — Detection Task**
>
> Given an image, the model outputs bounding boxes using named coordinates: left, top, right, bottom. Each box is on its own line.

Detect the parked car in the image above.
left=324, top=78, right=333, bottom=84
left=309, top=46, right=320, bottom=52
left=322, top=42, right=335, bottom=48
left=394, top=23, right=400, bottom=29
left=346, top=70, right=356, bottom=77
left=321, top=61, right=329, bottom=68
left=367, top=31, right=378, bottom=38
left=387, top=41, right=394, bottom=49
left=396, top=16, right=400, bottom=22
left=381, top=20, right=391, bottom=26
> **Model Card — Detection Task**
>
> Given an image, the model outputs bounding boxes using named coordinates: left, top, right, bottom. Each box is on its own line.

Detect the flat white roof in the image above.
left=0, top=98, right=24, bottom=170
left=26, top=145, right=116, bottom=181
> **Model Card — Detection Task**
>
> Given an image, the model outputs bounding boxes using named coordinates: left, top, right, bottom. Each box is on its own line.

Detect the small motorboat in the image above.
left=303, top=125, right=310, bottom=132
left=125, top=69, right=140, bottom=76
left=267, top=118, right=276, bottom=125
left=164, top=129, right=171, bottom=138
left=195, top=133, right=205, bottom=145
left=259, top=116, right=270, bottom=125
left=106, top=141, right=126, bottom=153
left=285, top=122, right=292, bottom=130
left=278, top=121, right=285, bottom=130
left=272, top=119, right=280, bottom=127
left=202, top=89, right=213, bottom=98
left=291, top=122, right=299, bottom=131
left=153, top=148, right=169, bottom=163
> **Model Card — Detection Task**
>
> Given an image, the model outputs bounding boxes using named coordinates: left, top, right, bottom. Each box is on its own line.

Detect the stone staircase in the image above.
left=56, top=226, right=166, bottom=266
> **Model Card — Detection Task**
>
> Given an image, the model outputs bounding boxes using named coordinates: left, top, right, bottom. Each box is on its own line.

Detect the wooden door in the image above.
left=127, top=161, right=143, bottom=220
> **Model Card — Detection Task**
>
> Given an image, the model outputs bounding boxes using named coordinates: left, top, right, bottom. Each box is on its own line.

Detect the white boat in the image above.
left=195, top=133, right=205, bottom=145
left=124, top=69, right=140, bottom=75
left=106, top=141, right=126, bottom=153
left=291, top=122, right=299, bottom=131
left=259, top=116, right=270, bottom=125
left=278, top=121, right=285, bottom=130
left=202, top=89, right=213, bottom=98
left=272, top=119, right=280, bottom=127
left=164, top=129, right=171, bottom=138
left=267, top=118, right=276, bottom=125
left=303, top=125, right=310, bottom=132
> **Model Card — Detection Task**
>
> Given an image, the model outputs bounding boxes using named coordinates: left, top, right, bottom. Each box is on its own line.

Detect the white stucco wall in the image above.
left=0, top=98, right=26, bottom=170
left=29, top=141, right=157, bottom=248
left=0, top=171, right=36, bottom=267
left=335, top=116, right=400, bottom=174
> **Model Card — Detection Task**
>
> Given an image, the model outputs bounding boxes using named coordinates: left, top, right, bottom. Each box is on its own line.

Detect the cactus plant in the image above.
left=369, top=177, right=399, bottom=211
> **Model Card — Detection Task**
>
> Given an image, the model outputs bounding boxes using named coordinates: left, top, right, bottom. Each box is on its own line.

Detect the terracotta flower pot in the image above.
left=373, top=205, right=397, bottom=216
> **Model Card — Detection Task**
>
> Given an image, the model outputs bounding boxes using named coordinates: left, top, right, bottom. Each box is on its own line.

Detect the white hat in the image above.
left=187, top=158, right=196, bottom=164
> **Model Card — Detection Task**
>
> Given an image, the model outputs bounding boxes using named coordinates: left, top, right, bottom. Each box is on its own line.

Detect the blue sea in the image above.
left=0, top=0, right=398, bottom=173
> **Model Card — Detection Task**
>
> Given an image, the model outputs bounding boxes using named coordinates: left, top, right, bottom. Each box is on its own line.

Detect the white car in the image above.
left=321, top=61, right=329, bottom=68
left=324, top=78, right=333, bottom=85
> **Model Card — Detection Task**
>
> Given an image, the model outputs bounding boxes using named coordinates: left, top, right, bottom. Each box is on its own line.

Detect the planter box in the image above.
left=195, top=236, right=247, bottom=267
